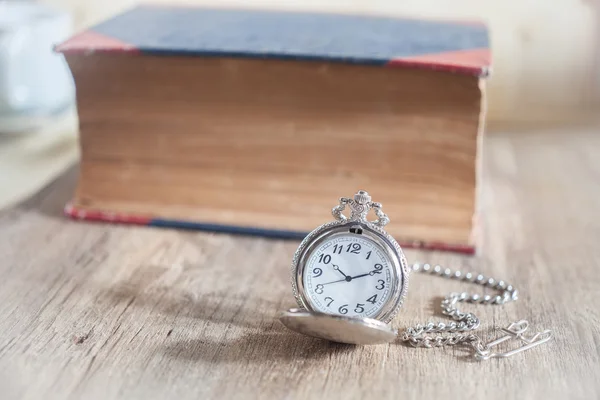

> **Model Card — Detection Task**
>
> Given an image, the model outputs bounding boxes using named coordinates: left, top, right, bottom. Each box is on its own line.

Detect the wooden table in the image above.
left=0, top=127, right=598, bottom=399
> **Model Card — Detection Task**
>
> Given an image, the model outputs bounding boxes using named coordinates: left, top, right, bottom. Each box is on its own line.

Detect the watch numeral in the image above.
left=354, top=303, right=365, bottom=313
left=318, top=254, right=331, bottom=264
left=315, top=284, right=324, bottom=294
left=376, top=280, right=385, bottom=290
left=332, top=244, right=343, bottom=254
left=366, top=294, right=378, bottom=304
left=373, top=264, right=383, bottom=274
left=324, top=297, right=334, bottom=307
left=366, top=251, right=372, bottom=260
left=313, top=268, right=323, bottom=277
left=338, top=304, right=348, bottom=314
left=346, top=243, right=361, bottom=254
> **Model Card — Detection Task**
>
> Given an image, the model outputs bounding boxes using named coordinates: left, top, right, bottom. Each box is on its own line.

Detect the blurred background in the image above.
left=1, top=0, right=599, bottom=210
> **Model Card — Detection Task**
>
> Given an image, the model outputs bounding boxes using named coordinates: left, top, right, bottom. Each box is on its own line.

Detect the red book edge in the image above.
left=64, top=203, right=476, bottom=255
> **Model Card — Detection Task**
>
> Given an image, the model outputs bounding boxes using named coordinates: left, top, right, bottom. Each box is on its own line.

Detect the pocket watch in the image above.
left=278, top=190, right=553, bottom=358
left=279, top=190, right=410, bottom=345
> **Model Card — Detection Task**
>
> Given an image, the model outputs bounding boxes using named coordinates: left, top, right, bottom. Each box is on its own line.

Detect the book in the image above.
left=56, top=5, right=491, bottom=254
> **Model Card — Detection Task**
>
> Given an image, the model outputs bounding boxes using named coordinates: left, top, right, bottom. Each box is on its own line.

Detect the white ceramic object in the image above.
left=0, top=2, right=75, bottom=133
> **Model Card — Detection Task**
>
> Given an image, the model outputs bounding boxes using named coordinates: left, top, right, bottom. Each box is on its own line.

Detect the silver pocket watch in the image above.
left=279, top=190, right=553, bottom=359
left=280, top=190, right=407, bottom=345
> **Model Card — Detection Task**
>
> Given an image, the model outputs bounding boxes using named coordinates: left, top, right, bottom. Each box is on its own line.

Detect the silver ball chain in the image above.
left=400, top=262, right=519, bottom=349
left=327, top=192, right=551, bottom=359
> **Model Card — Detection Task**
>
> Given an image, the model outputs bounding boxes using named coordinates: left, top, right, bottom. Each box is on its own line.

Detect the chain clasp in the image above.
left=473, top=320, right=552, bottom=361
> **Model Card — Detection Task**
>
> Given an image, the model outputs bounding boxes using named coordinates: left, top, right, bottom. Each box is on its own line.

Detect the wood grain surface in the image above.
left=0, top=127, right=599, bottom=400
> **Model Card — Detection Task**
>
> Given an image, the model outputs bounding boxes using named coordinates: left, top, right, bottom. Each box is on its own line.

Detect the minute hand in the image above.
left=350, top=270, right=382, bottom=280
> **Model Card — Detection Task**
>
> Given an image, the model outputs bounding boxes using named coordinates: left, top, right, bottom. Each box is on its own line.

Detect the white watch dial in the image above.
left=302, top=234, right=393, bottom=318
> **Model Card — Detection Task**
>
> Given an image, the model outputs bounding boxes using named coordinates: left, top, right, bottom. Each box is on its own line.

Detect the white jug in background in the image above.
left=0, top=2, right=75, bottom=133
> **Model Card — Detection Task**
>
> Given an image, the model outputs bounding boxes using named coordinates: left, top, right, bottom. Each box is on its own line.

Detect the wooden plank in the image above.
left=0, top=127, right=599, bottom=399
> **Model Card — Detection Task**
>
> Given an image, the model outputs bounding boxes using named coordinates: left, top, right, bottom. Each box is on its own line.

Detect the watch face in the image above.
left=301, top=232, right=395, bottom=319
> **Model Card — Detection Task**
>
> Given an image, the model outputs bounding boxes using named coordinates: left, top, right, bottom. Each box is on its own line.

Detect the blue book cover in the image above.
left=57, top=4, right=491, bottom=77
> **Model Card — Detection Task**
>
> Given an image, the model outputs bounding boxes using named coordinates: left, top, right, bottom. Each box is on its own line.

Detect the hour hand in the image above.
left=332, top=264, right=348, bottom=278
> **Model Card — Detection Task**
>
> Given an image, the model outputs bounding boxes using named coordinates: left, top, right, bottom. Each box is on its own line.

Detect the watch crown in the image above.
left=332, top=190, right=389, bottom=227
left=353, top=190, right=371, bottom=205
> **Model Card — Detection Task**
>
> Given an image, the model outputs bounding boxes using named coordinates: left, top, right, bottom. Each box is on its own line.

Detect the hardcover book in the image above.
left=56, top=5, right=491, bottom=254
